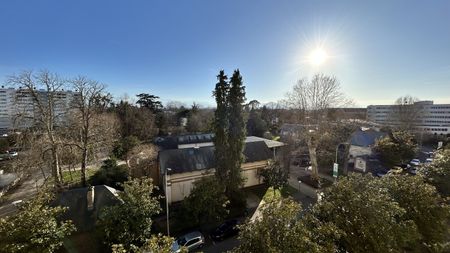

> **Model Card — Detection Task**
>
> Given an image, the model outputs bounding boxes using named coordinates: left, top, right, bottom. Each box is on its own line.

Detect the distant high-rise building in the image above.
left=367, top=101, right=450, bottom=135
left=0, top=86, right=79, bottom=132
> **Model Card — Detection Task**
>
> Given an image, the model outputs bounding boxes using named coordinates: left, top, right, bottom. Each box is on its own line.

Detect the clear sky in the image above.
left=0, top=0, right=449, bottom=107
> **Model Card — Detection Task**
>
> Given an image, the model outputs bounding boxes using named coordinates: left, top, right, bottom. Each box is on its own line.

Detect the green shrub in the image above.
left=89, top=158, right=128, bottom=189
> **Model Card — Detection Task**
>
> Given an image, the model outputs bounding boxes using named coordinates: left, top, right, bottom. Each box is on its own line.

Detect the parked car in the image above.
left=376, top=168, right=390, bottom=177
left=172, top=231, right=205, bottom=252
left=410, top=159, right=421, bottom=166
left=425, top=158, right=433, bottom=164
left=408, top=167, right=418, bottom=175
left=388, top=167, right=403, bottom=175
left=210, top=219, right=239, bottom=241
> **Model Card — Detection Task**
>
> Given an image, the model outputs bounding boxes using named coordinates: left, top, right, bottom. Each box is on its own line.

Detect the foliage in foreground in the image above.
left=0, top=190, right=76, bottom=253
left=111, top=234, right=188, bottom=253
left=421, top=148, right=450, bottom=198
left=232, top=174, right=450, bottom=253
left=231, top=197, right=337, bottom=253
left=99, top=177, right=161, bottom=250
left=379, top=175, right=450, bottom=250
left=312, top=174, right=419, bottom=253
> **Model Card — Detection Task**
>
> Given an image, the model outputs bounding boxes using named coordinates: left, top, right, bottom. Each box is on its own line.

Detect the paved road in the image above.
left=200, top=236, right=240, bottom=253
left=0, top=171, right=44, bottom=217
left=0, top=157, right=123, bottom=217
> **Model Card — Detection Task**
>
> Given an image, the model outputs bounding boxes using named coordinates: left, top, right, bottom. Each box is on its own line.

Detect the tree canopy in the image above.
left=99, top=177, right=161, bottom=250
left=178, top=176, right=229, bottom=228
left=374, top=130, right=418, bottom=166
left=231, top=197, right=337, bottom=253
left=0, top=190, right=76, bottom=253
left=234, top=173, right=450, bottom=253
left=421, top=148, right=450, bottom=198
left=135, top=93, right=163, bottom=113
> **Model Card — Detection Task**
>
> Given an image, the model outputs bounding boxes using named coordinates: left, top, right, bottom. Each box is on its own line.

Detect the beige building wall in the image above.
left=165, top=160, right=268, bottom=203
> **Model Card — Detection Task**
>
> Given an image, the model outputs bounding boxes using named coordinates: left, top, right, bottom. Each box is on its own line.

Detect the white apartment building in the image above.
left=367, top=101, right=450, bottom=135
left=0, top=86, right=79, bottom=132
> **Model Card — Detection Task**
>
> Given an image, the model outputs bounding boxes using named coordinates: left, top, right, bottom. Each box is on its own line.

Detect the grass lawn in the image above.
left=45, top=168, right=98, bottom=189
left=61, top=169, right=97, bottom=186
left=263, top=185, right=299, bottom=202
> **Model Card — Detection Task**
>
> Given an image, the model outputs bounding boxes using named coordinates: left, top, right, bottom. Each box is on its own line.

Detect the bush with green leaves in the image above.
left=234, top=174, right=450, bottom=253
left=178, top=176, right=229, bottom=228
left=421, top=148, right=450, bottom=198
left=112, top=135, right=140, bottom=160
left=374, top=130, right=418, bottom=166
left=89, top=158, right=128, bottom=189
left=99, top=177, right=161, bottom=250
left=311, top=174, right=419, bottom=253
left=379, top=175, right=450, bottom=250
left=232, top=196, right=337, bottom=253
left=260, top=160, right=289, bottom=192
left=0, top=190, right=76, bottom=253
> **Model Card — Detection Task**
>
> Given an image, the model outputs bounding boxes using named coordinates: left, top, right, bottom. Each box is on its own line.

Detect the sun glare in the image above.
left=310, top=48, right=328, bottom=65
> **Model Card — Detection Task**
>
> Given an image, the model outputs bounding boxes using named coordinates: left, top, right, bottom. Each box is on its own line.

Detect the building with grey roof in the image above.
left=156, top=134, right=284, bottom=203
left=56, top=185, right=121, bottom=231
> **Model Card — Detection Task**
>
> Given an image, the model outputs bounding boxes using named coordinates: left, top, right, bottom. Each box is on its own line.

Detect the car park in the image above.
left=210, top=219, right=239, bottom=241
left=410, top=159, right=420, bottom=166
left=172, top=231, right=205, bottom=252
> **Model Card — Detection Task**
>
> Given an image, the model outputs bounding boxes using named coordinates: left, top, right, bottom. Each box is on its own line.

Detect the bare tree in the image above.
left=285, top=74, right=351, bottom=180
left=390, top=95, right=421, bottom=131
left=126, top=144, right=159, bottom=179
left=7, top=70, right=69, bottom=186
left=69, top=76, right=119, bottom=186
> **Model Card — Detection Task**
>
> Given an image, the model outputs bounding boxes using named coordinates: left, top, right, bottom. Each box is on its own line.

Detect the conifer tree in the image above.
left=227, top=69, right=246, bottom=200
left=212, top=70, right=230, bottom=183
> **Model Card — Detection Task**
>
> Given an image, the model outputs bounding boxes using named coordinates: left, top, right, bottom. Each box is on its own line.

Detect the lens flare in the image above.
left=310, top=48, right=328, bottom=65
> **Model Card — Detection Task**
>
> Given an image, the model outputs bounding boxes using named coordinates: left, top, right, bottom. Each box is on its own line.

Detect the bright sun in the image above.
left=310, top=48, right=328, bottom=65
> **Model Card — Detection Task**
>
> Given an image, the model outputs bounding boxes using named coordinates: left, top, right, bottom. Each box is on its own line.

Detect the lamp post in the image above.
left=165, top=168, right=172, bottom=236
left=335, top=144, right=340, bottom=164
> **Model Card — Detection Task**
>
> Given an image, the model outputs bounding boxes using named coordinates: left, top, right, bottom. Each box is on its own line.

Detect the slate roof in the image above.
left=56, top=185, right=121, bottom=232
left=155, top=133, right=215, bottom=150
left=159, top=141, right=272, bottom=174
left=350, top=129, right=387, bottom=147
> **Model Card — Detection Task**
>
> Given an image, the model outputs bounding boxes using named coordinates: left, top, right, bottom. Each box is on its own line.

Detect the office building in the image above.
left=367, top=101, right=450, bottom=135
left=0, top=86, right=79, bottom=132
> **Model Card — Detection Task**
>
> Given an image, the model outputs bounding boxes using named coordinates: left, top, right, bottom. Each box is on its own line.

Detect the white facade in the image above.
left=0, top=87, right=79, bottom=132
left=367, top=101, right=450, bottom=135
left=164, top=161, right=267, bottom=204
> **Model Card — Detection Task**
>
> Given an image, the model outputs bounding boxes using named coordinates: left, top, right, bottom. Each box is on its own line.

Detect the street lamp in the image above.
left=165, top=168, right=172, bottom=236
left=335, top=144, right=341, bottom=164
left=335, top=143, right=348, bottom=164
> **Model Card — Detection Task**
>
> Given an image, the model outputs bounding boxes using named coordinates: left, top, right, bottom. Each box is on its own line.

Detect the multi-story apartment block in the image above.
left=0, top=86, right=79, bottom=133
left=367, top=101, right=450, bottom=135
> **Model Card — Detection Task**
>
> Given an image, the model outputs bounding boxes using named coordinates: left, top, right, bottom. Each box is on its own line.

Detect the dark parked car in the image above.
left=210, top=219, right=239, bottom=241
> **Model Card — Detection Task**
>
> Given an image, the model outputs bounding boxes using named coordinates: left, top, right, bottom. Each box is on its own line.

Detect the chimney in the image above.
left=87, top=186, right=95, bottom=211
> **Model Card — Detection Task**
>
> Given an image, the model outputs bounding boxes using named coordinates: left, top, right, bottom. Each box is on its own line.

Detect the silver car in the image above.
left=172, top=231, right=205, bottom=252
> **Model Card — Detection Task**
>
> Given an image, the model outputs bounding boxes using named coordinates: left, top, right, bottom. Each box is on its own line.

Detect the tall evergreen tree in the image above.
left=212, top=70, right=230, bottom=183
left=227, top=69, right=246, bottom=199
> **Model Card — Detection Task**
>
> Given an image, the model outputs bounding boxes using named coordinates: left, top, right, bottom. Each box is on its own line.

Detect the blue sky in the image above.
left=0, top=0, right=449, bottom=107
